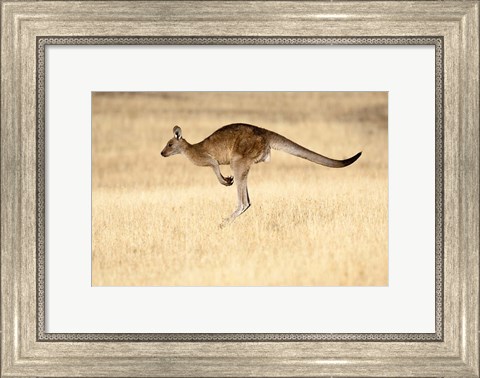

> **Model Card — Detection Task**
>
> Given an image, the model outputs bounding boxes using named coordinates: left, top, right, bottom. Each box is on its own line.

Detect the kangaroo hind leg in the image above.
left=220, top=159, right=252, bottom=228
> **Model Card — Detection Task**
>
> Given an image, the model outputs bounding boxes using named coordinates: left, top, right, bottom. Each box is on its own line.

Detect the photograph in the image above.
left=92, top=91, right=388, bottom=286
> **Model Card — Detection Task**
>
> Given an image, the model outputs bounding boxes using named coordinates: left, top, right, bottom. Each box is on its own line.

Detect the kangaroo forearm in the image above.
left=211, top=165, right=225, bottom=182
left=211, top=164, right=234, bottom=186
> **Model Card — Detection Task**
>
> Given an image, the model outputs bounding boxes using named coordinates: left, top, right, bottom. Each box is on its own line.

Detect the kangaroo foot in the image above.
left=220, top=217, right=234, bottom=229
left=219, top=204, right=250, bottom=228
left=219, top=211, right=240, bottom=229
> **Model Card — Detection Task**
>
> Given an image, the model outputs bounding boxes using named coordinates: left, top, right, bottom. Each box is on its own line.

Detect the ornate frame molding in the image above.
left=2, top=2, right=478, bottom=376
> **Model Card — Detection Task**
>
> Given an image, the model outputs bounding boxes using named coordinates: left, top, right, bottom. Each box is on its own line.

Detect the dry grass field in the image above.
left=92, top=92, right=388, bottom=286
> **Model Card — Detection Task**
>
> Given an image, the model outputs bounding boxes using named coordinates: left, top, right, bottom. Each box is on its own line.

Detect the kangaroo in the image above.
left=161, top=123, right=361, bottom=227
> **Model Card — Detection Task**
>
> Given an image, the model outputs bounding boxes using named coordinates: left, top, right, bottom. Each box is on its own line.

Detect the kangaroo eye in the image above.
left=168, top=143, right=173, bottom=147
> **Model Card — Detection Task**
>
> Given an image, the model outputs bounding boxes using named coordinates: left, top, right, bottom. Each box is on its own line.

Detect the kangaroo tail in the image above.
left=268, top=131, right=361, bottom=168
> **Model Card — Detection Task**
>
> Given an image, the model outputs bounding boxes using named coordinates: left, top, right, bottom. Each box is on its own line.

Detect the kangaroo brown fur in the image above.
left=161, top=123, right=362, bottom=227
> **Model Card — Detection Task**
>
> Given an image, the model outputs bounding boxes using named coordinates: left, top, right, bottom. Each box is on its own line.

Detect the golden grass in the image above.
left=92, top=92, right=388, bottom=286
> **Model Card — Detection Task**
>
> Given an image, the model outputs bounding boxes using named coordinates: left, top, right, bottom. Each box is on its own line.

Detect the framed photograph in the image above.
left=1, top=1, right=478, bottom=377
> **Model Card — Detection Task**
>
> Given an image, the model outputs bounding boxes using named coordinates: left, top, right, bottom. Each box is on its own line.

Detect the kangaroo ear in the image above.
left=173, top=126, right=182, bottom=140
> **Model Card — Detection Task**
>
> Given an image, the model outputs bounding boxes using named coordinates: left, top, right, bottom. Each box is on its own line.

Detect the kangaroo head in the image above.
left=161, top=126, right=186, bottom=157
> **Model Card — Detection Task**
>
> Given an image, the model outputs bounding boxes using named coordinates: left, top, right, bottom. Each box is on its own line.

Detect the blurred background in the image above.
left=92, top=92, right=388, bottom=286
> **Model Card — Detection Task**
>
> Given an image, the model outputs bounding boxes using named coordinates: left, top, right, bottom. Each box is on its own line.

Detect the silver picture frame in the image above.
left=1, top=1, right=478, bottom=376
